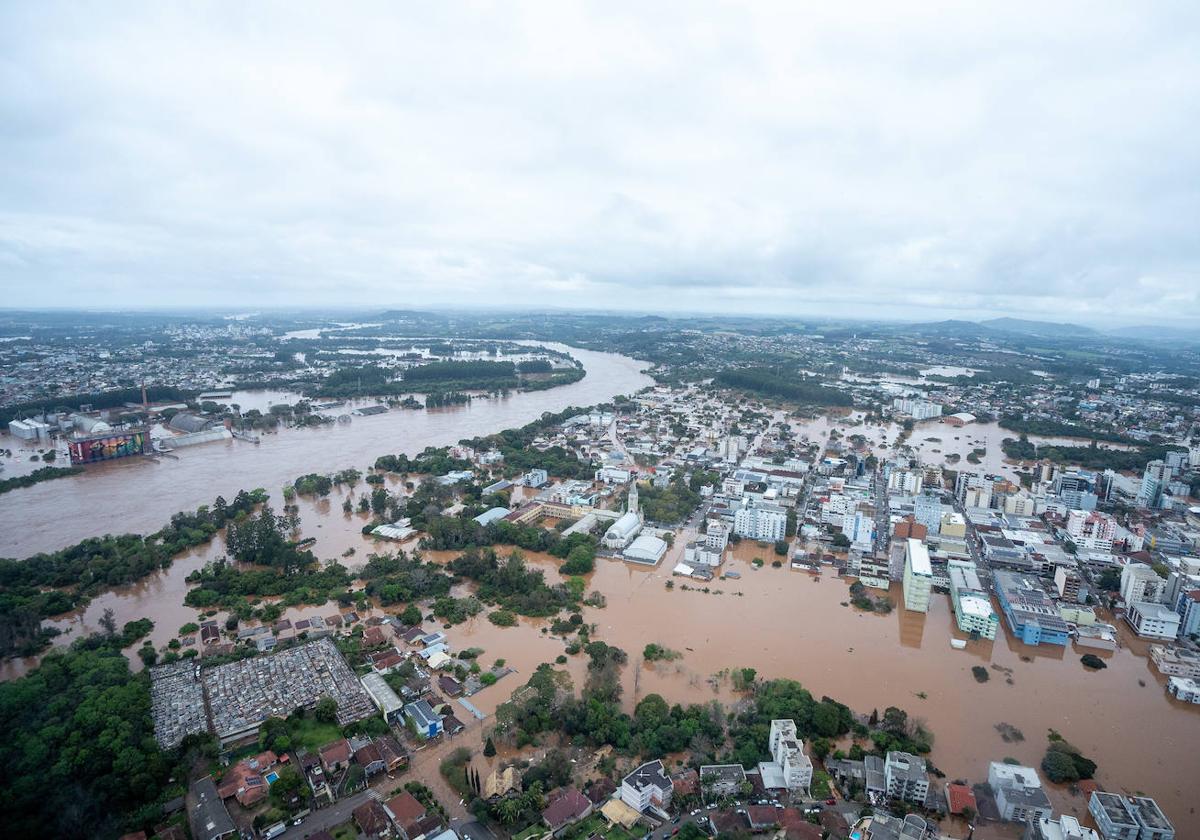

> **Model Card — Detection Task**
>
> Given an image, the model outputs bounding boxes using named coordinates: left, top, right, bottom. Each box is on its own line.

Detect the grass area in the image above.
left=811, top=771, right=831, bottom=799
left=288, top=718, right=345, bottom=751
left=331, top=821, right=358, bottom=840
left=560, top=814, right=636, bottom=840
left=513, top=825, right=550, bottom=840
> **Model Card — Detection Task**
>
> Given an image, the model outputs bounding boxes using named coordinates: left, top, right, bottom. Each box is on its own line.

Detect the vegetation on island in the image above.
left=0, top=464, right=85, bottom=495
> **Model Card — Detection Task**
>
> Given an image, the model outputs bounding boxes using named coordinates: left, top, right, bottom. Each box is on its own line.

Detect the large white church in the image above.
left=602, top=482, right=642, bottom=549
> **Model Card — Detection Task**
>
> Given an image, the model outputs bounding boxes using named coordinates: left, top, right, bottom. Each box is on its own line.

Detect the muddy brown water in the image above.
left=3, top=357, right=1196, bottom=834
left=0, top=344, right=652, bottom=559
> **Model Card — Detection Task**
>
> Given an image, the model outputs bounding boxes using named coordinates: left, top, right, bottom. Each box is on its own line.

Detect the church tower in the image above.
left=627, top=480, right=639, bottom=518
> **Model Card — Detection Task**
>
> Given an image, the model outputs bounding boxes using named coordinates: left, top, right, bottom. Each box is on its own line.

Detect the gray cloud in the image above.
left=1, top=1, right=1198, bottom=324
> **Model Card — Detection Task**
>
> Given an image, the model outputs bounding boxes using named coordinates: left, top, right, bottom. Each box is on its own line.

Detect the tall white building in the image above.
left=914, top=492, right=943, bottom=535
left=893, top=398, right=943, bottom=421
left=884, top=752, right=929, bottom=804
left=903, top=538, right=933, bottom=613
left=1121, top=563, right=1166, bottom=605
left=704, top=521, right=730, bottom=552
left=734, top=505, right=787, bottom=541
left=1066, top=510, right=1117, bottom=552
left=764, top=720, right=813, bottom=794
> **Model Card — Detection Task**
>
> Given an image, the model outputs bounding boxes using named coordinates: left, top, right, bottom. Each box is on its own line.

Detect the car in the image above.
left=691, top=809, right=700, bottom=816
left=825, top=798, right=837, bottom=805
left=672, top=817, right=681, bottom=825
left=671, top=829, right=679, bottom=836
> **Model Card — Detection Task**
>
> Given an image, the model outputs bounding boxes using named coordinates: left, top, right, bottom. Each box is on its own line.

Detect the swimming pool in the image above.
left=265, top=771, right=280, bottom=784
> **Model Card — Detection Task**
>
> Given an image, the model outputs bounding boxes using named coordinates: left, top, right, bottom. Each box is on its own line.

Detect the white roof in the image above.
left=906, top=538, right=932, bottom=576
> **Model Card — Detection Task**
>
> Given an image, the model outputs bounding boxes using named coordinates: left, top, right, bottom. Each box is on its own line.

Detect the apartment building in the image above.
left=902, top=538, right=932, bottom=613
left=883, top=752, right=929, bottom=804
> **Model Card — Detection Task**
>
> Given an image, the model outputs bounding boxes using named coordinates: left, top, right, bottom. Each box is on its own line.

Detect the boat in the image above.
left=950, top=639, right=967, bottom=650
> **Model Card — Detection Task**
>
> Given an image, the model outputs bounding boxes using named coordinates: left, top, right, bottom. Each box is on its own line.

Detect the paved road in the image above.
left=281, top=790, right=374, bottom=839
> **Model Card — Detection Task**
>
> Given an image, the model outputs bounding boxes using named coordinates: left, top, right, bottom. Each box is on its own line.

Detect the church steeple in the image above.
left=627, top=480, right=639, bottom=517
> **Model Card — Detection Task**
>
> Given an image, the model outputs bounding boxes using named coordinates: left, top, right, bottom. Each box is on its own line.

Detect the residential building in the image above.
left=1057, top=471, right=1099, bottom=512
left=1149, top=644, right=1200, bottom=678
left=762, top=719, right=813, bottom=794
left=1121, top=564, right=1166, bottom=605
left=988, top=762, right=1052, bottom=824
left=914, top=491, right=942, bottom=535
left=1173, top=589, right=1200, bottom=639
left=883, top=751, right=928, bottom=804
left=595, top=466, right=632, bottom=485
left=542, top=788, right=593, bottom=836
left=1166, top=676, right=1200, bottom=704
left=1089, top=791, right=1141, bottom=840
left=699, top=764, right=747, bottom=798
left=620, top=760, right=672, bottom=813
left=1137, top=461, right=1171, bottom=508
left=734, top=504, right=787, bottom=541
left=403, top=700, right=443, bottom=738
left=995, top=571, right=1070, bottom=646
left=704, top=521, right=731, bottom=552
left=902, top=539, right=932, bottom=613
left=893, top=397, right=942, bottom=420
left=1125, top=602, right=1182, bottom=640
left=1066, top=510, right=1117, bottom=552
left=1055, top=566, right=1084, bottom=604
left=1023, top=815, right=1100, bottom=840
left=948, top=559, right=999, bottom=639
left=1128, top=795, right=1175, bottom=840
left=189, top=777, right=237, bottom=840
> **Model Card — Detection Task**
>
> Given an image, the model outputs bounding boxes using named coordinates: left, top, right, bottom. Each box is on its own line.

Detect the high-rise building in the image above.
left=914, top=491, right=942, bottom=535
left=948, top=559, right=999, bottom=639
left=766, top=720, right=813, bottom=793
left=1138, top=461, right=1171, bottom=508
left=902, top=539, right=932, bottom=613
left=734, top=504, right=787, bottom=541
left=883, top=752, right=929, bottom=804
left=1121, top=563, right=1166, bottom=605
left=1066, top=510, right=1117, bottom=552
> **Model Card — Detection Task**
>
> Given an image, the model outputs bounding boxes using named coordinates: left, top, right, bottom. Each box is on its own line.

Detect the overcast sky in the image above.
left=2, top=3, right=1198, bottom=324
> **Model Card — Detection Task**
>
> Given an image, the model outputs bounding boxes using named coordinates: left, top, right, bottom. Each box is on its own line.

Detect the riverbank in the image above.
left=0, top=344, right=653, bottom=559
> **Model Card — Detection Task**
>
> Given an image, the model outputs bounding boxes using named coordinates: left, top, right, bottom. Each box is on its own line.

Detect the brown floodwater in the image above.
left=5, top=361, right=1196, bottom=834
left=0, top=344, right=652, bottom=559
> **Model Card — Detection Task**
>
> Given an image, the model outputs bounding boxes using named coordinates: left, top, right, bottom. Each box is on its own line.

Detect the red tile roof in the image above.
left=542, top=788, right=592, bottom=829
left=946, top=783, right=977, bottom=815
left=384, top=791, right=426, bottom=825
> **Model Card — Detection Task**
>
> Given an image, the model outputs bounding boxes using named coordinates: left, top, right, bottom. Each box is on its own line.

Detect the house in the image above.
left=441, top=712, right=466, bottom=735
left=188, top=777, right=236, bottom=840
left=300, top=751, right=332, bottom=803
left=944, top=782, right=976, bottom=816
left=404, top=699, right=443, bottom=738
left=438, top=675, right=464, bottom=697
left=385, top=791, right=428, bottom=835
left=700, top=764, right=747, bottom=798
left=363, top=626, right=388, bottom=647
left=671, top=768, right=699, bottom=799
left=319, top=738, right=353, bottom=774
left=542, top=788, right=594, bottom=835
left=989, top=762, right=1052, bottom=824
left=355, top=742, right=386, bottom=776
left=620, top=759, right=673, bottom=813
left=402, top=626, right=427, bottom=645
left=355, top=800, right=395, bottom=839
left=745, top=806, right=782, bottom=830
left=376, top=734, right=409, bottom=773
left=216, top=750, right=278, bottom=806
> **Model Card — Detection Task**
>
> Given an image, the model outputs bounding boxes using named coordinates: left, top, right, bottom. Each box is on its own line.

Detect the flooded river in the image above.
left=3, top=355, right=1196, bottom=834
left=0, top=344, right=652, bottom=559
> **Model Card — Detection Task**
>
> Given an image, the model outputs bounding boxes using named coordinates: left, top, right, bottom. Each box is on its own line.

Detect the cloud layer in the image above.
left=2, top=2, right=1198, bottom=323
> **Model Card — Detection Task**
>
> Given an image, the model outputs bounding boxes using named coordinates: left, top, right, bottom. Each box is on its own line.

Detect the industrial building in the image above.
left=994, top=571, right=1070, bottom=646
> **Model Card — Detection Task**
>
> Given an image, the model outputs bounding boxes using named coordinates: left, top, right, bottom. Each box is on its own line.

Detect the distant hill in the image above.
left=979, top=317, right=1097, bottom=337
